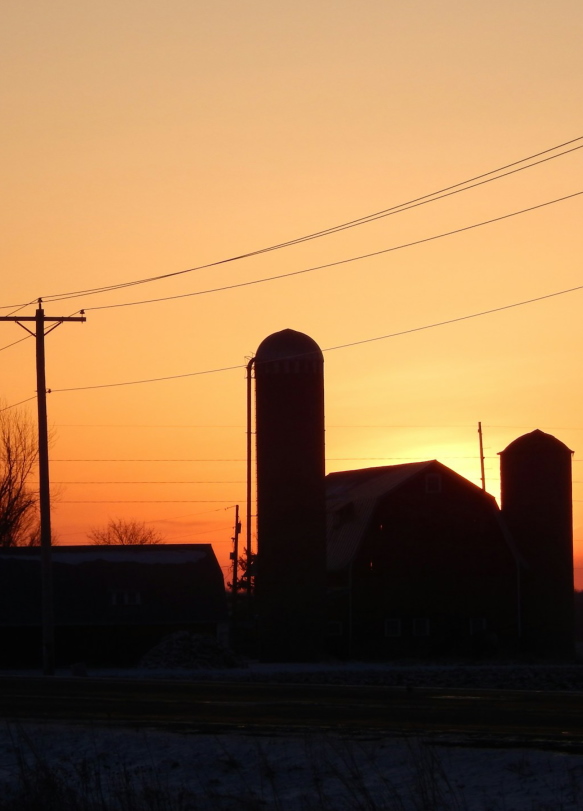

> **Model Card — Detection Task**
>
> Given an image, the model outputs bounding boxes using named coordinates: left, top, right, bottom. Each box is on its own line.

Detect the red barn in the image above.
left=326, top=461, right=523, bottom=658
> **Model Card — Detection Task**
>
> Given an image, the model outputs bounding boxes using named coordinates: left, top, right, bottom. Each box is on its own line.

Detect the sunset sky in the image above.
left=2, top=1, right=583, bottom=586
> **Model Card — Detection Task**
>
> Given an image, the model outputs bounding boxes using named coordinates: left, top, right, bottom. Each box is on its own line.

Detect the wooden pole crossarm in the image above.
left=0, top=316, right=86, bottom=322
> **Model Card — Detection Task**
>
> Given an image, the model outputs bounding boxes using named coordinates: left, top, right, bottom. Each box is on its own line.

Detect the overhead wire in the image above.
left=45, top=455, right=500, bottom=462
left=52, top=364, right=246, bottom=392
left=0, top=336, right=32, bottom=353
left=1, top=143, right=581, bottom=520
left=0, top=299, right=38, bottom=351
left=81, top=190, right=583, bottom=312
left=47, top=423, right=583, bottom=430
left=50, top=280, right=583, bottom=394
left=1, top=135, right=581, bottom=310
left=0, top=396, right=37, bottom=412
left=322, top=281, right=583, bottom=353
left=7, top=276, right=583, bottom=409
left=38, top=480, right=246, bottom=484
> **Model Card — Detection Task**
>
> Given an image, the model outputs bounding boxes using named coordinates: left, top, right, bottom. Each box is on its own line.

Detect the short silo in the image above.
left=500, top=429, right=574, bottom=658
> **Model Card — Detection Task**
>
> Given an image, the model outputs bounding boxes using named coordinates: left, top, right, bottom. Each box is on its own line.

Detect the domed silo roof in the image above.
left=500, top=429, right=573, bottom=457
left=255, top=328, right=323, bottom=364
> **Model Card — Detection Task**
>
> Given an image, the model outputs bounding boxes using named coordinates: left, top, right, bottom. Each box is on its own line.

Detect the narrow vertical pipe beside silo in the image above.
left=245, top=357, right=255, bottom=597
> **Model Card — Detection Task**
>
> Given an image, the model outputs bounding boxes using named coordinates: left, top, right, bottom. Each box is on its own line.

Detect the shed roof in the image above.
left=0, top=544, right=226, bottom=627
left=0, top=544, right=212, bottom=567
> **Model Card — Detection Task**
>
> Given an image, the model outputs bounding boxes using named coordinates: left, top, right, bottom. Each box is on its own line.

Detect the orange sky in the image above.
left=2, top=1, right=583, bottom=586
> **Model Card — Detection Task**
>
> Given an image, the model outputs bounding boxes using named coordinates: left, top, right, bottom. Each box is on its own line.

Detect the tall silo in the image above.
left=254, top=328, right=326, bottom=661
left=500, top=429, right=574, bottom=658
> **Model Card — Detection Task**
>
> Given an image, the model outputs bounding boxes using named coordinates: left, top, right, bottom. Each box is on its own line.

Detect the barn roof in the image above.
left=0, top=543, right=227, bottom=627
left=326, top=462, right=434, bottom=571
left=326, top=462, right=522, bottom=573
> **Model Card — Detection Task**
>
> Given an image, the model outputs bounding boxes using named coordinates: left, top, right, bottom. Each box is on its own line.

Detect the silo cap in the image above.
left=499, top=429, right=573, bottom=456
left=255, top=328, right=323, bottom=363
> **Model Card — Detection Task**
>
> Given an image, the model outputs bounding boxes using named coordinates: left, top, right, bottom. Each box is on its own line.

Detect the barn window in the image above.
left=110, top=590, right=142, bottom=607
left=384, top=619, right=402, bottom=638
left=469, top=618, right=487, bottom=635
left=425, top=474, right=442, bottom=494
left=333, top=502, right=355, bottom=527
left=413, top=618, right=430, bottom=636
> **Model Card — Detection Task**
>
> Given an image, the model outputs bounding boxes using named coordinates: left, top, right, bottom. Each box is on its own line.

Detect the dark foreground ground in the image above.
left=2, top=673, right=583, bottom=751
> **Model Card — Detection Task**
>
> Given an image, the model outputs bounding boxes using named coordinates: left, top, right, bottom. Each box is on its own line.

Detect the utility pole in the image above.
left=478, top=421, right=486, bottom=491
left=230, top=504, right=241, bottom=601
left=0, top=299, right=86, bottom=674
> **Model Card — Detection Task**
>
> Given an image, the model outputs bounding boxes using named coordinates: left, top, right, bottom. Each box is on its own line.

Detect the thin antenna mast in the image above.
left=478, top=421, right=486, bottom=491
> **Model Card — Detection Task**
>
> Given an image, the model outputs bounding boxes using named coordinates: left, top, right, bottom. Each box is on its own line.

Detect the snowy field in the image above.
left=3, top=663, right=583, bottom=809
left=100, top=660, right=583, bottom=691
left=2, top=721, right=583, bottom=810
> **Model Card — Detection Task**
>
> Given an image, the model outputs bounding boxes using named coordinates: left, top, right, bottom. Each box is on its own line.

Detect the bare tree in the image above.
left=88, top=518, right=164, bottom=546
left=0, top=404, right=40, bottom=547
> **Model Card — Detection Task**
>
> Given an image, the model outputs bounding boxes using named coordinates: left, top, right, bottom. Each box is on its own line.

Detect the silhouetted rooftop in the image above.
left=326, top=461, right=503, bottom=572
left=326, top=462, right=434, bottom=570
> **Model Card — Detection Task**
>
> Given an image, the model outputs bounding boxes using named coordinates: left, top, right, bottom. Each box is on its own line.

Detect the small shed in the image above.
left=0, top=544, right=227, bottom=667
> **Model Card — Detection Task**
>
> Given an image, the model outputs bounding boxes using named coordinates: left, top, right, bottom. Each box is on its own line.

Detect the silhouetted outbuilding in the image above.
left=0, top=544, right=227, bottom=667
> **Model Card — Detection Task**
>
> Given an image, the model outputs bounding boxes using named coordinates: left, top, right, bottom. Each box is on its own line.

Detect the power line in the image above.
left=2, top=135, right=581, bottom=310
left=83, top=190, right=583, bottom=312
left=176, top=523, right=234, bottom=537
left=0, top=335, right=32, bottom=353
left=50, top=280, right=583, bottom=395
left=38, top=480, right=246, bottom=484
left=45, top=505, right=238, bottom=537
left=52, top=424, right=244, bottom=428
left=146, top=505, right=237, bottom=522
left=323, top=281, right=583, bottom=354
left=45, top=455, right=497, bottom=462
left=47, top=458, right=246, bottom=462
left=0, top=396, right=37, bottom=412
left=53, top=363, right=245, bottom=393
left=47, top=422, right=583, bottom=430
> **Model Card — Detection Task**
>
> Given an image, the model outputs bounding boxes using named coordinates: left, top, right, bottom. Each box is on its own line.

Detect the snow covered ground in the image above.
left=1, top=721, right=583, bottom=810
left=103, top=660, right=583, bottom=691
left=3, top=663, right=583, bottom=809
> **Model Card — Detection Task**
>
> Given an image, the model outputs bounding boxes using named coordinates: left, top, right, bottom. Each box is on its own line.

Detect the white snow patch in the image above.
left=1, top=722, right=582, bottom=810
